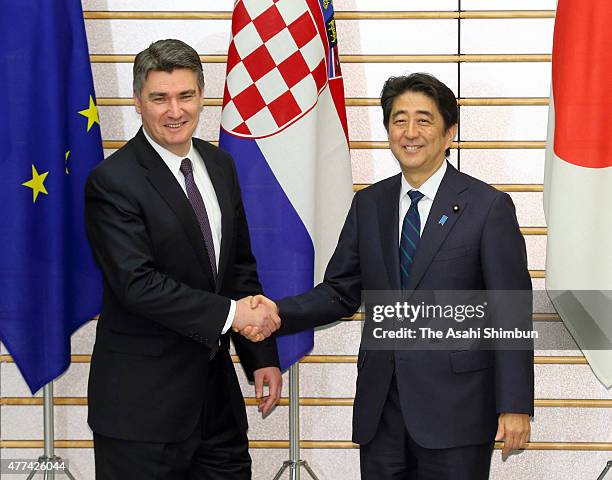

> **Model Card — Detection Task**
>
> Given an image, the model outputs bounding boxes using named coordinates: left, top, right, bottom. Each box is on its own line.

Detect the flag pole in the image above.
left=24, top=382, right=76, bottom=480
left=597, top=461, right=612, bottom=480
left=272, top=363, right=320, bottom=480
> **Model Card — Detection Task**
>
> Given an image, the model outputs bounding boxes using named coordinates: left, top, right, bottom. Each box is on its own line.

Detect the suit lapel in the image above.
left=378, top=174, right=402, bottom=290
left=133, top=129, right=216, bottom=287
left=407, top=164, right=469, bottom=290
left=194, top=140, right=233, bottom=293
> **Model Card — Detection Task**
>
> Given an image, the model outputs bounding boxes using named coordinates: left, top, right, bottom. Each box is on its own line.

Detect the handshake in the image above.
left=232, top=295, right=281, bottom=342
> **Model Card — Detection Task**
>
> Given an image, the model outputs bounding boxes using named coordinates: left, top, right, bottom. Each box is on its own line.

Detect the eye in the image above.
left=181, top=94, right=196, bottom=101
left=151, top=97, right=166, bottom=104
left=418, top=118, right=431, bottom=125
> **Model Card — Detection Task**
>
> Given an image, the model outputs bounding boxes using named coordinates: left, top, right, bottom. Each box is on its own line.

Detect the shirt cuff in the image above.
left=222, top=299, right=236, bottom=334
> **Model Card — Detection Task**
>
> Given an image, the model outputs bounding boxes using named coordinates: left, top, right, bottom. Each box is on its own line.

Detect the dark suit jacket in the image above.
left=277, top=163, right=534, bottom=448
left=85, top=128, right=278, bottom=443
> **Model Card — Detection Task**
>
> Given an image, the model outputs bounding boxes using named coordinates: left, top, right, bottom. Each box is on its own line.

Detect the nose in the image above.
left=167, top=97, right=181, bottom=118
left=404, top=120, right=418, bottom=139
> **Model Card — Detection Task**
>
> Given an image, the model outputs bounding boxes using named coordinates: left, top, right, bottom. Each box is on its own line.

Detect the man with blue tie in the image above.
left=249, top=73, right=534, bottom=479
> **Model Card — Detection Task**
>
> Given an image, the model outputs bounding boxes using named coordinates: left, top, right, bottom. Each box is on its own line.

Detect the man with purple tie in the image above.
left=85, top=39, right=281, bottom=479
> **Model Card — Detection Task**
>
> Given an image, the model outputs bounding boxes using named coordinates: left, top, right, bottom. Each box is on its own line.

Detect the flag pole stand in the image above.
left=272, top=363, right=320, bottom=480
left=597, top=461, right=612, bottom=480
left=24, top=382, right=77, bottom=480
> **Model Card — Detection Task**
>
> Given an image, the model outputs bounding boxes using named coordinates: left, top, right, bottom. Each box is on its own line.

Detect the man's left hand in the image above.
left=253, top=367, right=282, bottom=415
left=495, top=412, right=530, bottom=459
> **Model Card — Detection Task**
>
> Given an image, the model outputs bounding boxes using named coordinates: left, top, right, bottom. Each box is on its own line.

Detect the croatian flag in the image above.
left=544, top=0, right=612, bottom=387
left=220, top=0, right=353, bottom=369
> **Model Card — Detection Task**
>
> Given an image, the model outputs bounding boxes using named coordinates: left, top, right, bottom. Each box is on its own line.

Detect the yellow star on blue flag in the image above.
left=78, top=95, right=100, bottom=132
left=21, top=164, right=49, bottom=203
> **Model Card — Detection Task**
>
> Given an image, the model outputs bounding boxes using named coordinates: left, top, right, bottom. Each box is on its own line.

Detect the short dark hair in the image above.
left=133, top=39, right=204, bottom=95
left=381, top=73, right=458, bottom=157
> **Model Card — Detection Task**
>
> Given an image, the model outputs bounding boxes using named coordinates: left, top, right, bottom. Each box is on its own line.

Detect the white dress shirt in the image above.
left=143, top=129, right=235, bottom=334
left=398, top=161, right=447, bottom=245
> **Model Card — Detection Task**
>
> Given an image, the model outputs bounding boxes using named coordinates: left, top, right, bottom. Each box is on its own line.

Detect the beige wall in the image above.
left=2, top=1, right=612, bottom=478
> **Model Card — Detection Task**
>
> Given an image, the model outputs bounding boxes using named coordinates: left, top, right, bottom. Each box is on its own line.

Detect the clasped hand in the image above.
left=232, top=295, right=280, bottom=342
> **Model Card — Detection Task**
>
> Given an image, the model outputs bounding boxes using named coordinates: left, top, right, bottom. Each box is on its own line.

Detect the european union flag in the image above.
left=0, top=0, right=103, bottom=393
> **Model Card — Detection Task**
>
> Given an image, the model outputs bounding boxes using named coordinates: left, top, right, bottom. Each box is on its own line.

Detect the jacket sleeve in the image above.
left=277, top=194, right=363, bottom=335
left=480, top=192, right=535, bottom=416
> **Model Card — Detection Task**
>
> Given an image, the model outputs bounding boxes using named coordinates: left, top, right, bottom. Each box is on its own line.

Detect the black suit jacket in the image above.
left=85, top=128, right=278, bottom=443
left=278, top=163, right=534, bottom=448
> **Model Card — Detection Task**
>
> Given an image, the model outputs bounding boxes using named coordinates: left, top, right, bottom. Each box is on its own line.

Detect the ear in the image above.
left=198, top=86, right=205, bottom=111
left=445, top=124, right=458, bottom=148
left=134, top=93, right=142, bottom=114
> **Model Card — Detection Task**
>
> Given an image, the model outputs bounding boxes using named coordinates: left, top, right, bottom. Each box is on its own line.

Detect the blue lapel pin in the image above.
left=439, top=214, right=448, bottom=226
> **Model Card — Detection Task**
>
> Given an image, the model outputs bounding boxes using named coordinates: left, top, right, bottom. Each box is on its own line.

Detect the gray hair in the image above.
left=133, top=39, right=204, bottom=95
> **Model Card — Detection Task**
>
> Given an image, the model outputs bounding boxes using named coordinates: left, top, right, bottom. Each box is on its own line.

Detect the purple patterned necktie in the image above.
left=180, top=158, right=217, bottom=279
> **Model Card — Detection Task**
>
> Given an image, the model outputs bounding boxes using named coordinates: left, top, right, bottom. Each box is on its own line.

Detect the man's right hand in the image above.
left=232, top=296, right=281, bottom=342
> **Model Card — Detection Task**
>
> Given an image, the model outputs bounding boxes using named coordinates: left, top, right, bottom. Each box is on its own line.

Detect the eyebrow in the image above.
left=392, top=109, right=434, bottom=119
left=147, top=89, right=197, bottom=99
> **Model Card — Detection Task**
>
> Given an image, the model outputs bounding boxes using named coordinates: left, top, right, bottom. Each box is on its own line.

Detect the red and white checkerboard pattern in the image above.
left=221, top=0, right=328, bottom=138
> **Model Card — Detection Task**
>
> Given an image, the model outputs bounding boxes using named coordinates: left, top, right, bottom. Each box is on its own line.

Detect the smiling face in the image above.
left=134, top=68, right=203, bottom=157
left=387, top=90, right=456, bottom=188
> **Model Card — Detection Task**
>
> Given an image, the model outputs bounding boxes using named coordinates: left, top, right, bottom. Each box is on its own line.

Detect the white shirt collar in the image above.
left=142, top=127, right=195, bottom=173
left=400, top=160, right=448, bottom=202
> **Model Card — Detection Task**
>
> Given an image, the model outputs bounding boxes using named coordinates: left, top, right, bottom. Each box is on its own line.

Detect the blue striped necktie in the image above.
left=400, top=190, right=424, bottom=289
